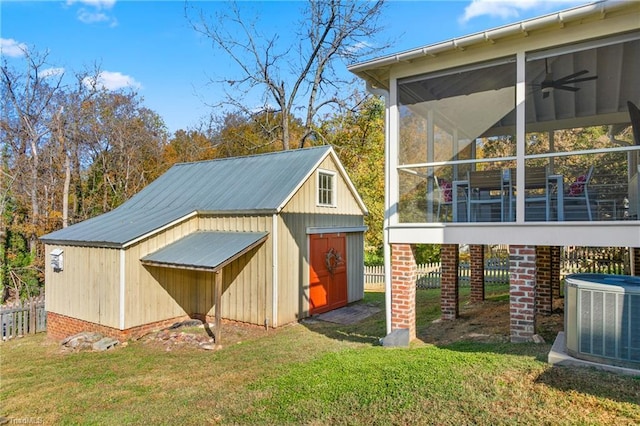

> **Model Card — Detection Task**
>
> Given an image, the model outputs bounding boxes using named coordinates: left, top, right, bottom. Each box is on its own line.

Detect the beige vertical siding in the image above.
left=123, top=214, right=273, bottom=329
left=282, top=156, right=365, bottom=215
left=346, top=232, right=365, bottom=303
left=48, top=154, right=365, bottom=331
left=44, top=244, right=121, bottom=328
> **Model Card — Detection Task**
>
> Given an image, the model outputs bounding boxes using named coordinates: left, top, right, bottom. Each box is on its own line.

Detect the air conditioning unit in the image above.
left=565, top=274, right=640, bottom=370
left=50, top=248, right=64, bottom=272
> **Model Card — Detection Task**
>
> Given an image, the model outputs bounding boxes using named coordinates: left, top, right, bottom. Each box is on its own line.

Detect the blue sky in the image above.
left=1, top=0, right=587, bottom=135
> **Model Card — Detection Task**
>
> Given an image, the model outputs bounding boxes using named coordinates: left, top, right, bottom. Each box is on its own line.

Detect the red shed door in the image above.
left=309, top=233, right=347, bottom=315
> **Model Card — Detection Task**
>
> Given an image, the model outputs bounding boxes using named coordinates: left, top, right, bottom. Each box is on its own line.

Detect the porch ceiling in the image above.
left=400, top=35, right=640, bottom=136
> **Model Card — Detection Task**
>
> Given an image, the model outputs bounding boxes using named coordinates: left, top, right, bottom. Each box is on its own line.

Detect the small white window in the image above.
left=317, top=170, right=336, bottom=207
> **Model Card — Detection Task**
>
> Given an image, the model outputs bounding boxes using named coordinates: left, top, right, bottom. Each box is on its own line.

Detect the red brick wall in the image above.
left=390, top=244, right=417, bottom=340
left=509, top=245, right=536, bottom=342
left=470, top=244, right=485, bottom=303
left=535, top=246, right=552, bottom=315
left=47, top=312, right=192, bottom=342
left=440, top=244, right=459, bottom=320
left=551, top=246, right=562, bottom=299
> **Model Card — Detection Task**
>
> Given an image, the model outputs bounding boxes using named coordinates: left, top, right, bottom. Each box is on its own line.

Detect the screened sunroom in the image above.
left=351, top=1, right=640, bottom=248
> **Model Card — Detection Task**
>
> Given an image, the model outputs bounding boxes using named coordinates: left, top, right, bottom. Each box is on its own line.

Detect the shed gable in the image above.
left=281, top=154, right=366, bottom=215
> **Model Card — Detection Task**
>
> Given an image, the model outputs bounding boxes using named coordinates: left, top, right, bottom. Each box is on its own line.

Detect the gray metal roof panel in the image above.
left=40, top=206, right=194, bottom=247
left=124, top=145, right=331, bottom=212
left=140, top=231, right=268, bottom=270
left=40, top=146, right=331, bottom=246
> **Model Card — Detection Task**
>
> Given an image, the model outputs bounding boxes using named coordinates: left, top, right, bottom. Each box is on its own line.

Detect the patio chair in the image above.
left=508, top=166, right=550, bottom=221
left=628, top=101, right=640, bottom=146
left=467, top=169, right=506, bottom=222
left=434, top=176, right=453, bottom=221
left=564, top=166, right=595, bottom=221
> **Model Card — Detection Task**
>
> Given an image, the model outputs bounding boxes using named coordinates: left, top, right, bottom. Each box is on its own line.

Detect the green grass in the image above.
left=1, top=289, right=639, bottom=425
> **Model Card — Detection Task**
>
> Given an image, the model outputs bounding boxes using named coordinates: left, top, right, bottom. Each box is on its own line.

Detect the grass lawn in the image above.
left=1, top=288, right=639, bottom=425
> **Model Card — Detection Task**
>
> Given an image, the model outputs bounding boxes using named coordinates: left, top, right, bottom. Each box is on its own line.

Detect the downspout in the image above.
left=271, top=214, right=278, bottom=328
left=119, top=249, right=126, bottom=330
left=367, top=81, right=392, bottom=335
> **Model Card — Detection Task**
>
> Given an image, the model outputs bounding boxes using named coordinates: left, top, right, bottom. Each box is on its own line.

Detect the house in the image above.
left=349, top=0, right=640, bottom=346
left=41, top=146, right=368, bottom=342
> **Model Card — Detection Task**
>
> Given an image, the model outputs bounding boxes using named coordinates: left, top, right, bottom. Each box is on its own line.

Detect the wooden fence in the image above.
left=365, top=246, right=630, bottom=290
left=364, top=259, right=510, bottom=290
left=1, top=296, right=46, bottom=341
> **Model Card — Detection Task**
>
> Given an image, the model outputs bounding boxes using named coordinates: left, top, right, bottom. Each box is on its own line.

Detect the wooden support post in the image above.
left=214, top=270, right=222, bottom=345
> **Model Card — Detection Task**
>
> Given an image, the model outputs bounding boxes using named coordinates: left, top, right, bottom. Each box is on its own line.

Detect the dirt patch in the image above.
left=139, top=319, right=273, bottom=351
left=418, top=298, right=565, bottom=345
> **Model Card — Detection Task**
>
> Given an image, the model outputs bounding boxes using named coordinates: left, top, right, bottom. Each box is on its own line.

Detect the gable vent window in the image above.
left=318, top=170, right=336, bottom=207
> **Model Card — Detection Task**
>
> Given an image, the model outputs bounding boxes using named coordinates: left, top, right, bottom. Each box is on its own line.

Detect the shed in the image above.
left=41, top=146, right=368, bottom=342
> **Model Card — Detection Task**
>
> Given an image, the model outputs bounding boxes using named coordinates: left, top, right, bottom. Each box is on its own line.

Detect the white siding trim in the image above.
left=306, top=226, right=367, bottom=235
left=119, top=249, right=125, bottom=330
left=387, top=223, right=640, bottom=247
left=516, top=51, right=526, bottom=223
left=271, top=214, right=278, bottom=328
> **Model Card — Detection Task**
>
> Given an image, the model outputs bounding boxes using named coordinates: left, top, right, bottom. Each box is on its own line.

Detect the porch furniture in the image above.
left=628, top=101, right=640, bottom=145
left=628, top=165, right=640, bottom=220
left=564, top=166, right=595, bottom=221
left=467, top=169, right=507, bottom=222
left=434, top=176, right=453, bottom=221
left=507, top=167, right=550, bottom=221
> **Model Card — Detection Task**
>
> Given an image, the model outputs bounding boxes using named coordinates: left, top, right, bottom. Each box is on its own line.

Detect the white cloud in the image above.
left=459, top=0, right=584, bottom=24
left=83, top=71, right=142, bottom=91
left=77, top=9, right=110, bottom=24
left=67, top=0, right=118, bottom=26
left=1, top=38, right=27, bottom=57
left=41, top=67, right=66, bottom=78
left=66, top=0, right=116, bottom=9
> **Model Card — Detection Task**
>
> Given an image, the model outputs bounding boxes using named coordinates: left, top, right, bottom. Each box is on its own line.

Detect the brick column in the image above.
left=470, top=244, right=485, bottom=303
left=535, top=246, right=552, bottom=315
left=509, top=245, right=536, bottom=342
left=551, top=246, right=562, bottom=300
left=440, top=244, right=459, bottom=320
left=390, top=244, right=417, bottom=340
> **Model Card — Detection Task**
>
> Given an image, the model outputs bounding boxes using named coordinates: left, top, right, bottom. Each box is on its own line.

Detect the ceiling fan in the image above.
left=537, top=58, right=598, bottom=98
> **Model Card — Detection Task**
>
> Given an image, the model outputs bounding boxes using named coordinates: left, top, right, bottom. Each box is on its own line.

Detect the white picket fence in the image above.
left=364, top=259, right=510, bottom=290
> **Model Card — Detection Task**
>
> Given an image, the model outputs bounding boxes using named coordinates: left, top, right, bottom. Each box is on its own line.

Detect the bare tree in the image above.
left=1, top=47, right=64, bottom=251
left=187, top=0, right=387, bottom=150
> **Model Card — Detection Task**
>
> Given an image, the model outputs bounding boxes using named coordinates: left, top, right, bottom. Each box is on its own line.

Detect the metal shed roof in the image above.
left=140, top=231, right=269, bottom=272
left=41, top=146, right=358, bottom=247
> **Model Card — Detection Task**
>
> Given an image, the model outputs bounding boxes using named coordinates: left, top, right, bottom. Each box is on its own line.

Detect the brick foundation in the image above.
left=47, top=312, right=196, bottom=342
left=470, top=244, right=485, bottom=303
left=390, top=244, right=417, bottom=340
left=551, top=246, right=562, bottom=299
left=509, top=245, right=536, bottom=342
left=440, top=244, right=459, bottom=320
left=535, top=246, right=552, bottom=315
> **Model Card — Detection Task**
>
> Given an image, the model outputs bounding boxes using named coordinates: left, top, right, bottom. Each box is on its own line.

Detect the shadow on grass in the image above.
left=535, top=363, right=640, bottom=405
left=299, top=292, right=387, bottom=346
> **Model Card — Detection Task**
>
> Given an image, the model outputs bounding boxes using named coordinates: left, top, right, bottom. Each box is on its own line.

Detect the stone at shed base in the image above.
left=92, top=337, right=119, bottom=351
left=381, top=329, right=410, bottom=347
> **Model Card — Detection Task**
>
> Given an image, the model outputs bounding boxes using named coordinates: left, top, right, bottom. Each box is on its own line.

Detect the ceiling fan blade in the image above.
left=555, top=70, right=589, bottom=83
left=562, top=75, right=598, bottom=84
left=556, top=85, right=580, bottom=92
